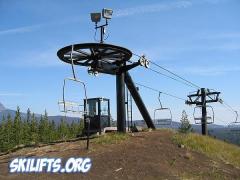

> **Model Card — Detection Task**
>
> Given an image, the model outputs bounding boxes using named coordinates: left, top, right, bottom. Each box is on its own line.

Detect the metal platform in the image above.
left=57, top=43, right=132, bottom=75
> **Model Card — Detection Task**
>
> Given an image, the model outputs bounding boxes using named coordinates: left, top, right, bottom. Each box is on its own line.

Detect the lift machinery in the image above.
left=57, top=8, right=155, bottom=134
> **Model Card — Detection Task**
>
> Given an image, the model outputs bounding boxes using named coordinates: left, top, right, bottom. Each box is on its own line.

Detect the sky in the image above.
left=0, top=0, right=240, bottom=125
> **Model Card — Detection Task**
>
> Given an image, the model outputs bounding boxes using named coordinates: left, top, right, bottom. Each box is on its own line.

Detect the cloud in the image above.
left=203, top=32, right=240, bottom=39
left=134, top=40, right=240, bottom=62
left=0, top=24, right=43, bottom=35
left=181, top=66, right=240, bottom=76
left=0, top=48, right=64, bottom=68
left=0, top=17, right=83, bottom=36
left=115, top=1, right=193, bottom=17
left=114, top=0, right=229, bottom=17
left=0, top=93, right=25, bottom=97
left=209, top=43, right=240, bottom=51
left=17, top=49, right=64, bottom=68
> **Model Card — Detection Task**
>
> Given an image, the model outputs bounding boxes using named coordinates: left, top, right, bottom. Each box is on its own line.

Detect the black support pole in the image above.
left=201, top=88, right=207, bottom=135
left=126, top=88, right=130, bottom=131
left=116, top=72, right=126, bottom=132
left=125, top=72, right=155, bottom=129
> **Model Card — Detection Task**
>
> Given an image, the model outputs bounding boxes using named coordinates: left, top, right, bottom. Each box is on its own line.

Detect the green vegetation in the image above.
left=178, top=110, right=192, bottom=133
left=172, top=132, right=240, bottom=168
left=94, top=132, right=129, bottom=145
left=0, top=107, right=84, bottom=152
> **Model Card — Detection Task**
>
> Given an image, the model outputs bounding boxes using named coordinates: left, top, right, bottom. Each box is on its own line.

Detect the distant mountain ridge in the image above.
left=0, top=102, right=6, bottom=112
left=0, top=102, right=81, bottom=124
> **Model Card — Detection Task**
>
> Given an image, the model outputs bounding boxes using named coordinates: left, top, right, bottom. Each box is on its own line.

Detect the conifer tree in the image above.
left=179, top=110, right=192, bottom=133
left=22, top=108, right=31, bottom=144
left=58, top=118, right=68, bottom=140
left=43, top=110, right=50, bottom=142
left=49, top=120, right=57, bottom=142
left=30, top=113, right=39, bottom=143
left=5, top=114, right=14, bottom=146
left=13, top=106, right=23, bottom=145
left=77, top=119, right=84, bottom=136
left=70, top=121, right=79, bottom=138
left=0, top=115, right=6, bottom=151
left=38, top=115, right=44, bottom=142
left=26, top=108, right=31, bottom=124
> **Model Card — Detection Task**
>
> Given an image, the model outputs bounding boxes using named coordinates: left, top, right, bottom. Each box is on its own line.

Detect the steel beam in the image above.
left=116, top=72, right=126, bottom=132
left=125, top=72, right=155, bottom=129
left=201, top=88, right=207, bottom=135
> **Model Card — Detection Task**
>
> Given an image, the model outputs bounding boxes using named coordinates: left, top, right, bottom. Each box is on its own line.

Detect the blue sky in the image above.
left=0, top=0, right=239, bottom=125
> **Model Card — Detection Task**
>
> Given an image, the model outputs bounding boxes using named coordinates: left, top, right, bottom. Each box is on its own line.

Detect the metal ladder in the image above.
left=126, top=88, right=133, bottom=131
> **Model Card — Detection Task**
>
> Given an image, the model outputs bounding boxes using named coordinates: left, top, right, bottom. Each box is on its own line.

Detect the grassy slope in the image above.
left=92, top=130, right=240, bottom=169
left=0, top=130, right=239, bottom=179
left=172, top=132, right=240, bottom=168
left=92, top=130, right=240, bottom=179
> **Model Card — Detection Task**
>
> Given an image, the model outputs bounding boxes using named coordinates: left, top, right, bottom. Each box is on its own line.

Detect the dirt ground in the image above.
left=0, top=130, right=239, bottom=180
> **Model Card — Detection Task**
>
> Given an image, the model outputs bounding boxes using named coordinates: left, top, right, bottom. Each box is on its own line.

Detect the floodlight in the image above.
left=102, top=8, right=113, bottom=19
left=91, top=13, right=101, bottom=23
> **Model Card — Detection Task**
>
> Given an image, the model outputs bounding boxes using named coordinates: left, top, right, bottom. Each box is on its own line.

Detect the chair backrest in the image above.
left=193, top=106, right=214, bottom=124
left=58, top=77, right=88, bottom=115
left=154, top=108, right=172, bottom=126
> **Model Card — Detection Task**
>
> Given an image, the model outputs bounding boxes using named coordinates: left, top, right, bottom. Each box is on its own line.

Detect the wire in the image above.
left=148, top=68, right=198, bottom=89
left=104, top=33, right=109, bottom=40
left=70, top=45, right=76, bottom=79
left=216, top=98, right=239, bottom=124
left=214, top=118, right=228, bottom=126
left=135, top=82, right=186, bottom=101
left=132, top=52, right=201, bottom=89
left=221, top=100, right=236, bottom=113
left=149, top=60, right=201, bottom=89
left=94, top=28, right=98, bottom=42
left=132, top=53, right=237, bottom=125
left=205, top=88, right=238, bottom=123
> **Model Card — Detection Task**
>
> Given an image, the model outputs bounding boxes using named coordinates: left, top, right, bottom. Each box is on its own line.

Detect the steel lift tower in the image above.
left=186, top=88, right=220, bottom=135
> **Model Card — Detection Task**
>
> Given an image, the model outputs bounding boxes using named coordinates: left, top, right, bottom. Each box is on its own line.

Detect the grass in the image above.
left=172, top=132, right=240, bottom=168
left=93, top=132, right=129, bottom=145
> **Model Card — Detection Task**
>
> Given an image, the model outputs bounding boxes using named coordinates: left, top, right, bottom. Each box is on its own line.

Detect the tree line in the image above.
left=0, top=107, right=84, bottom=152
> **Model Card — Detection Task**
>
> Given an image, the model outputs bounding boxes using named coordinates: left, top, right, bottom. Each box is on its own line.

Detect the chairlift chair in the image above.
left=228, top=111, right=240, bottom=132
left=58, top=44, right=90, bottom=149
left=228, top=122, right=240, bottom=132
left=58, top=45, right=88, bottom=115
left=58, top=77, right=87, bottom=115
left=193, top=105, right=214, bottom=124
left=153, top=92, right=173, bottom=126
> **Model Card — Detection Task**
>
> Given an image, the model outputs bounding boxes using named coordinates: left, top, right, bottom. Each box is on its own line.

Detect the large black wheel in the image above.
left=57, top=43, right=132, bottom=67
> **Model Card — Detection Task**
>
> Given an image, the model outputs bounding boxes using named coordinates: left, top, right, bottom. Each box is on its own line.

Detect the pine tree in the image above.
left=22, top=108, right=31, bottom=144
left=70, top=121, right=79, bottom=138
left=58, top=118, right=68, bottom=140
left=43, top=110, right=50, bottom=142
left=5, top=114, right=14, bottom=146
left=13, top=106, right=23, bottom=145
left=49, top=120, right=57, bottom=142
left=22, top=119, right=31, bottom=144
left=38, top=115, right=44, bottom=142
left=0, top=114, right=15, bottom=152
left=0, top=115, right=6, bottom=151
left=77, top=119, right=84, bottom=136
left=30, top=113, right=39, bottom=143
left=38, top=110, right=52, bottom=143
left=26, top=108, right=31, bottom=124
left=179, top=110, right=192, bottom=133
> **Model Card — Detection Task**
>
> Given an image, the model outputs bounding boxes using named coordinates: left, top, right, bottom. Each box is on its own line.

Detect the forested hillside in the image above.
left=0, top=107, right=84, bottom=152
